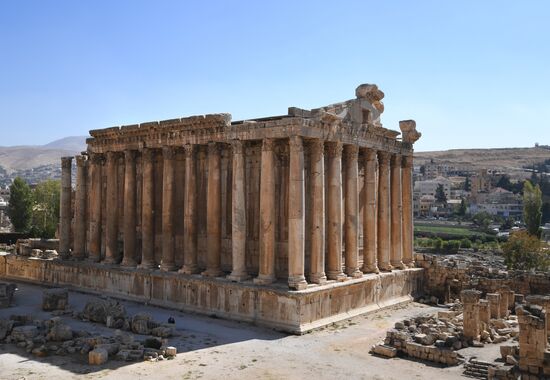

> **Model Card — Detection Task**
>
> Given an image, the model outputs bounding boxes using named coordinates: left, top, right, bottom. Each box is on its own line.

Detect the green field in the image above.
left=414, top=223, right=491, bottom=238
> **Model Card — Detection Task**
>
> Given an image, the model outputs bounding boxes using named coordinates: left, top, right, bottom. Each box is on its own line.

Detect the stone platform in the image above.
left=0, top=254, right=424, bottom=334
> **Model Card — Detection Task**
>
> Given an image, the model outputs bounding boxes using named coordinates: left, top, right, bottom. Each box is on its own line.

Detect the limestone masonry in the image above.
left=3, top=84, right=424, bottom=333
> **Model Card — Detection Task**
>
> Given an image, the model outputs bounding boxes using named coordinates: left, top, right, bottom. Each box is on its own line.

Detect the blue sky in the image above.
left=0, top=1, right=548, bottom=151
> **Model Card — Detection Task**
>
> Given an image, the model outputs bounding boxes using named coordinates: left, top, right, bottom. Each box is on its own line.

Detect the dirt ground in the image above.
left=0, top=283, right=505, bottom=380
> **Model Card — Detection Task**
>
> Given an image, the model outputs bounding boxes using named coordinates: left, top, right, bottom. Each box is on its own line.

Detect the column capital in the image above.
left=208, top=141, right=221, bottom=154
left=377, top=151, right=391, bottom=166
left=162, top=146, right=178, bottom=159
left=325, top=141, right=343, bottom=158
left=390, top=153, right=402, bottom=167
left=309, top=139, right=324, bottom=156
left=89, top=153, right=105, bottom=165
left=343, top=145, right=359, bottom=161
left=142, top=147, right=155, bottom=161
left=61, top=156, right=73, bottom=169
left=124, top=149, right=137, bottom=163
left=262, top=138, right=275, bottom=152
left=230, top=139, right=245, bottom=153
left=183, top=144, right=196, bottom=158
left=106, top=151, right=121, bottom=161
left=75, top=155, right=88, bottom=167
left=363, top=148, right=377, bottom=162
left=289, top=136, right=303, bottom=152
left=402, top=155, right=414, bottom=168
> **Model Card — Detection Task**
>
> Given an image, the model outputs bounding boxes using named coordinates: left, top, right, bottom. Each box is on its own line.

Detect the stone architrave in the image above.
left=309, top=139, right=327, bottom=284
left=59, top=156, right=73, bottom=256
left=288, top=136, right=308, bottom=290
left=73, top=155, right=88, bottom=260
left=390, top=154, right=405, bottom=269
left=362, top=149, right=379, bottom=273
left=103, top=151, right=120, bottom=264
left=88, top=153, right=104, bottom=262
left=377, top=151, right=392, bottom=271
left=344, top=145, right=362, bottom=278
left=121, top=150, right=137, bottom=267
left=227, top=140, right=248, bottom=282
left=203, top=142, right=222, bottom=277
left=180, top=144, right=199, bottom=274
left=139, top=148, right=156, bottom=269
left=161, top=146, right=177, bottom=271
left=401, top=155, right=414, bottom=267
left=254, top=138, right=277, bottom=285
left=326, top=142, right=347, bottom=281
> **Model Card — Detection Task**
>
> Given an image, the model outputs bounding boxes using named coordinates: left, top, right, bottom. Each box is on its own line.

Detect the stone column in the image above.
left=104, top=151, right=120, bottom=264
left=497, top=286, right=511, bottom=318
left=59, top=156, right=73, bottom=257
left=288, top=136, right=307, bottom=290
left=461, top=289, right=481, bottom=341
left=362, top=149, right=379, bottom=273
left=344, top=145, right=362, bottom=278
left=73, top=155, right=88, bottom=259
left=122, top=149, right=137, bottom=267
left=390, top=154, right=405, bottom=269
left=88, top=153, right=103, bottom=262
left=326, top=142, right=346, bottom=281
left=203, top=142, right=222, bottom=277
left=139, top=148, right=156, bottom=269
left=160, top=146, right=177, bottom=271
left=309, top=140, right=327, bottom=284
left=525, top=295, right=550, bottom=339
left=401, top=155, right=414, bottom=267
left=486, top=293, right=501, bottom=319
left=516, top=304, right=548, bottom=373
left=254, top=138, right=276, bottom=285
left=227, top=140, right=248, bottom=282
left=180, top=144, right=199, bottom=274
left=377, top=151, right=392, bottom=271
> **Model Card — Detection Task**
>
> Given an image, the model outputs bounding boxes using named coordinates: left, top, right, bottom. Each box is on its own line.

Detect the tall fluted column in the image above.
left=59, top=156, right=73, bottom=257
left=73, top=155, right=88, bottom=259
left=203, top=142, right=222, bottom=277
left=227, top=140, right=248, bottom=281
left=309, top=140, right=327, bottom=284
left=88, top=153, right=103, bottom=262
left=326, top=142, right=347, bottom=281
left=390, top=154, right=405, bottom=269
left=288, top=136, right=307, bottom=290
left=104, top=151, right=120, bottom=264
left=254, top=138, right=276, bottom=285
left=362, top=149, right=379, bottom=273
left=401, top=155, right=414, bottom=267
left=377, top=151, right=392, bottom=271
left=180, top=144, right=199, bottom=274
left=122, top=149, right=137, bottom=267
left=344, top=145, right=362, bottom=278
left=139, top=148, right=156, bottom=269
left=161, top=146, right=177, bottom=271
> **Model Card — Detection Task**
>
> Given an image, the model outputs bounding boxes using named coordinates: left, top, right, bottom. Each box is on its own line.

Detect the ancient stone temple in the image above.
left=2, top=84, right=423, bottom=333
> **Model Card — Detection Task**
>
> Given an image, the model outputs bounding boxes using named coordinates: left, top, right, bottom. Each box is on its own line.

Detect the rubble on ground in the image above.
left=0, top=282, right=16, bottom=308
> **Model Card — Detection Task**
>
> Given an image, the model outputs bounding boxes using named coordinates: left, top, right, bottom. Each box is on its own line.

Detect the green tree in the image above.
left=523, top=180, right=542, bottom=236
left=502, top=230, right=549, bottom=271
left=542, top=201, right=550, bottom=224
left=457, top=197, right=467, bottom=216
left=30, top=180, right=61, bottom=239
left=472, top=211, right=492, bottom=231
left=435, top=184, right=447, bottom=204
left=7, top=177, right=32, bottom=232
left=464, top=176, right=471, bottom=192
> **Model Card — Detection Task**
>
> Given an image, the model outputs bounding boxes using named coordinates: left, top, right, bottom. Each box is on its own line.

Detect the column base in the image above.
left=121, top=259, right=138, bottom=268
left=179, top=264, right=200, bottom=275
left=391, top=261, right=407, bottom=270
left=138, top=261, right=158, bottom=270
left=87, top=256, right=101, bottom=263
left=309, top=272, right=328, bottom=285
left=326, top=271, right=347, bottom=282
left=288, top=276, right=308, bottom=290
left=346, top=268, right=363, bottom=279
left=72, top=253, right=85, bottom=260
left=201, top=268, right=223, bottom=277
left=253, top=274, right=276, bottom=285
left=362, top=264, right=380, bottom=274
left=227, top=272, right=249, bottom=282
left=403, top=260, right=415, bottom=268
left=378, top=263, right=394, bottom=272
left=102, top=257, right=120, bottom=265
left=160, top=263, right=177, bottom=272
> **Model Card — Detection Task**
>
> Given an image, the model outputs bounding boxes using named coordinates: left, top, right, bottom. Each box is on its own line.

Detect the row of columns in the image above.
left=60, top=137, right=415, bottom=290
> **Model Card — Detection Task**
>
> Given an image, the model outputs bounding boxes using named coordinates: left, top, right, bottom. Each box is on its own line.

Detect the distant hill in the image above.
left=414, top=147, right=550, bottom=178
left=0, top=136, right=87, bottom=173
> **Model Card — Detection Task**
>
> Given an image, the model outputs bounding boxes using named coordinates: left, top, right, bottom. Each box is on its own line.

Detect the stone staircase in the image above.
left=463, top=359, right=495, bottom=379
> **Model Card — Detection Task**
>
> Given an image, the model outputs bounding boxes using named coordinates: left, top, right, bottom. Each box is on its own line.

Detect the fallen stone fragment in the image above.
left=42, top=288, right=69, bottom=311
left=89, top=348, right=108, bottom=365
left=165, top=346, right=177, bottom=357
left=371, top=344, right=397, bottom=358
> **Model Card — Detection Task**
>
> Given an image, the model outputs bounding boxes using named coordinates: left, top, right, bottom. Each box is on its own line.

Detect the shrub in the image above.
left=460, top=238, right=472, bottom=249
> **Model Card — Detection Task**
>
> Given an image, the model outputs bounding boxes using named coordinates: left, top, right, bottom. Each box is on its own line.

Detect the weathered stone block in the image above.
left=89, top=348, right=108, bottom=365
left=42, top=288, right=68, bottom=311
left=371, top=344, right=397, bottom=358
